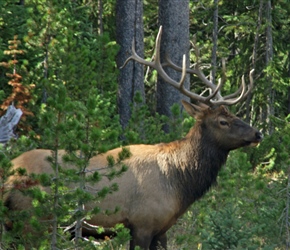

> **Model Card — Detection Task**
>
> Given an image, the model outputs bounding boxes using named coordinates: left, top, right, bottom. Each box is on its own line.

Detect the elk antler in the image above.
left=121, top=26, right=254, bottom=106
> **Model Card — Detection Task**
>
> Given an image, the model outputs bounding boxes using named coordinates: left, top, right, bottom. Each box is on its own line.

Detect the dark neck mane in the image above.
left=163, top=125, right=229, bottom=214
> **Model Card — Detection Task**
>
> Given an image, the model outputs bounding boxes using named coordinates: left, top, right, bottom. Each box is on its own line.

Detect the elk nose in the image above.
left=256, top=131, right=263, bottom=141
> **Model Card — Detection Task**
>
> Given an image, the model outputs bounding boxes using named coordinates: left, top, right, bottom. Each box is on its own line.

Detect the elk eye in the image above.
left=220, top=120, right=229, bottom=126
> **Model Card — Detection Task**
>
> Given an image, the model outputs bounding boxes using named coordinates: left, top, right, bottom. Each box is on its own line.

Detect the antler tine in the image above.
left=120, top=26, right=165, bottom=69
left=214, top=69, right=255, bottom=106
left=120, top=27, right=164, bottom=70
left=206, top=78, right=224, bottom=103
left=244, top=68, right=255, bottom=98
left=223, top=84, right=243, bottom=100
left=211, top=76, right=246, bottom=106
left=120, top=38, right=154, bottom=69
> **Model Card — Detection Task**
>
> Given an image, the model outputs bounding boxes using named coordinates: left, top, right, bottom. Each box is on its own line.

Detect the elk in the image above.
left=4, top=26, right=262, bottom=250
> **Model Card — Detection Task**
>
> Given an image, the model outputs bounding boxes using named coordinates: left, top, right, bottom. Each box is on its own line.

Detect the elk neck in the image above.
left=158, top=123, right=229, bottom=212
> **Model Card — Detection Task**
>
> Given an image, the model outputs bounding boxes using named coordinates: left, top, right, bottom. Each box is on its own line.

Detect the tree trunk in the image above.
left=247, top=0, right=264, bottom=124
left=116, top=0, right=145, bottom=130
left=210, top=0, right=218, bottom=85
left=288, top=87, right=290, bottom=116
left=98, top=0, right=103, bottom=35
left=288, top=52, right=290, bottom=116
left=157, top=0, right=190, bottom=131
left=265, top=0, right=275, bottom=134
left=51, top=149, right=60, bottom=250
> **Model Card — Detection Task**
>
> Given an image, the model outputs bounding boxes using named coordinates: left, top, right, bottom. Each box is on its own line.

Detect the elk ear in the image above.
left=219, top=105, right=229, bottom=114
left=181, top=100, right=207, bottom=118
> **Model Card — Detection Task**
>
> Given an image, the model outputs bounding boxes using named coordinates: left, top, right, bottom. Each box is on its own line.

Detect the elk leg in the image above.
left=129, top=227, right=152, bottom=250
left=149, top=233, right=167, bottom=250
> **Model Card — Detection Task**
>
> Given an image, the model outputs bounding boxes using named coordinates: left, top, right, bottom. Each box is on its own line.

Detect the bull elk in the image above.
left=3, top=26, right=262, bottom=250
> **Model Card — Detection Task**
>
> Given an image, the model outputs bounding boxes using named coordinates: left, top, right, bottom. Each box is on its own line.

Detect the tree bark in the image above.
left=157, top=0, right=190, bottom=131
left=288, top=52, right=290, bottom=116
left=246, top=0, right=263, bottom=124
left=265, top=0, right=275, bottom=134
left=210, top=0, right=218, bottom=85
left=116, top=0, right=145, bottom=130
left=98, top=0, right=103, bottom=35
left=288, top=87, right=290, bottom=116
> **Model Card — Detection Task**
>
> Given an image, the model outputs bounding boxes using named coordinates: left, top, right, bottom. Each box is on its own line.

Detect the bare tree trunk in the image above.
left=285, top=169, right=290, bottom=249
left=210, top=0, right=218, bottom=85
left=74, top=166, right=85, bottom=249
left=247, top=0, right=264, bottom=124
left=288, top=87, right=290, bottom=116
left=116, top=0, right=145, bottom=130
left=157, top=0, right=190, bottom=132
left=288, top=52, right=290, bottom=116
left=51, top=149, right=60, bottom=250
left=265, top=0, right=275, bottom=134
left=98, top=0, right=103, bottom=35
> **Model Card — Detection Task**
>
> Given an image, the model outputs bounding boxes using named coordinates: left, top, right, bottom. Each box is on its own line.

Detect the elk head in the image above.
left=181, top=101, right=262, bottom=151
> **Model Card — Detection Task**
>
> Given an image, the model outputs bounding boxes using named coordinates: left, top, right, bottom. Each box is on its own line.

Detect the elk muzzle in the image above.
left=248, top=131, right=263, bottom=147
